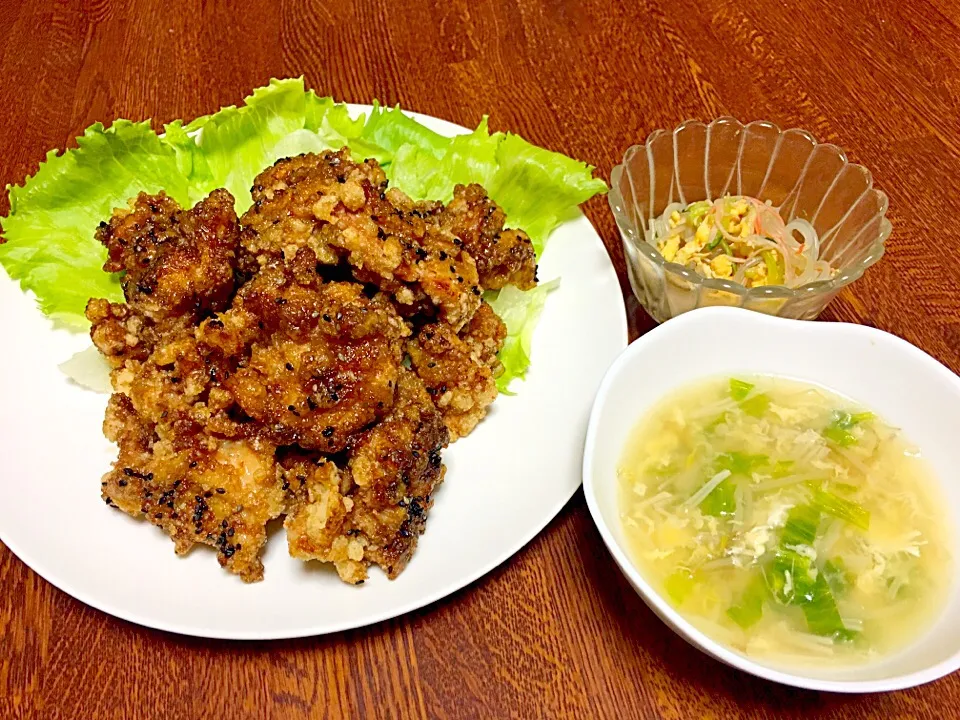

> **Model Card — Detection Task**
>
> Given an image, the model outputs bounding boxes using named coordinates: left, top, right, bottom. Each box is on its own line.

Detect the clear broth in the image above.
left=618, top=375, right=952, bottom=667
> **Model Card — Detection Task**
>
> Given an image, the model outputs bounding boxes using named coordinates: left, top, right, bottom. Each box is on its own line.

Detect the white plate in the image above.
left=0, top=108, right=628, bottom=639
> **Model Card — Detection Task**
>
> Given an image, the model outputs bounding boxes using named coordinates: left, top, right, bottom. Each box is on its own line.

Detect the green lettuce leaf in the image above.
left=189, top=79, right=374, bottom=211
left=386, top=118, right=501, bottom=201
left=487, top=134, right=608, bottom=254
left=1, top=78, right=605, bottom=388
left=0, top=120, right=192, bottom=326
left=382, top=119, right=606, bottom=253
left=360, top=101, right=448, bottom=159
left=486, top=279, right=560, bottom=393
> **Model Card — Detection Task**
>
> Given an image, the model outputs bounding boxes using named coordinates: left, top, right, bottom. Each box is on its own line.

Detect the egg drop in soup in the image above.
left=618, top=375, right=952, bottom=667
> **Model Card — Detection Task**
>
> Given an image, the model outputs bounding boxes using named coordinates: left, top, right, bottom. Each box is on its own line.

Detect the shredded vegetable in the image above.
left=811, top=489, right=871, bottom=530
left=617, top=374, right=951, bottom=665
left=649, top=195, right=836, bottom=288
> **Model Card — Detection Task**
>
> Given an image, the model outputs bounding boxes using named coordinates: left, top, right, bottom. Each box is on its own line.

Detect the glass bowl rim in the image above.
left=609, top=117, right=892, bottom=300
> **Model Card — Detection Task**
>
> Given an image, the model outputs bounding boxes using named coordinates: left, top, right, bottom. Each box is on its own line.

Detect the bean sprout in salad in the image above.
left=648, top=196, right=836, bottom=288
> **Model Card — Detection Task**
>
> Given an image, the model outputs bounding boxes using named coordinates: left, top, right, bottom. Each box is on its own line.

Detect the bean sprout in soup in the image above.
left=618, top=375, right=951, bottom=667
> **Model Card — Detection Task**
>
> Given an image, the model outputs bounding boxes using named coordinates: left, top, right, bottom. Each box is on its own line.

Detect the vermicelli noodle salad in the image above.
left=649, top=196, right=837, bottom=288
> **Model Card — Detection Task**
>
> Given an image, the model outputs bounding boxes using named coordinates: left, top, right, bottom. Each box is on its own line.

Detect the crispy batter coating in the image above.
left=345, top=368, right=448, bottom=578
left=280, top=454, right=366, bottom=583
left=87, top=189, right=242, bottom=368
left=101, top=394, right=284, bottom=582
left=87, top=150, right=535, bottom=584
left=97, top=189, right=242, bottom=320
left=406, top=315, right=502, bottom=441
left=440, top=183, right=537, bottom=291
left=240, top=149, right=483, bottom=329
left=207, top=249, right=409, bottom=453
left=460, top=300, right=507, bottom=373
left=285, top=369, right=448, bottom=583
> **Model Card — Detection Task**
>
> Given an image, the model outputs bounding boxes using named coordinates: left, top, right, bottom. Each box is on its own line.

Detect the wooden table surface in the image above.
left=2, top=0, right=959, bottom=717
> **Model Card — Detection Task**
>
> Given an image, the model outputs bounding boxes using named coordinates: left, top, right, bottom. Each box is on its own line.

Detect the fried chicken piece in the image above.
left=240, top=150, right=482, bottom=329
left=201, top=248, right=409, bottom=453
left=440, top=183, right=537, bottom=291
left=281, top=453, right=369, bottom=584
left=459, top=300, right=507, bottom=374
left=96, top=189, right=242, bottom=320
left=285, top=369, right=448, bottom=583
left=100, top=394, right=284, bottom=582
left=283, top=370, right=448, bottom=583
left=86, top=189, right=242, bottom=368
left=86, top=297, right=184, bottom=368
left=406, top=315, right=502, bottom=441
left=346, top=368, right=448, bottom=578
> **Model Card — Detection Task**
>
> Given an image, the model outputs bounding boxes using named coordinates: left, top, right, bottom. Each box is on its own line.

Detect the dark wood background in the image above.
left=2, top=0, right=959, bottom=717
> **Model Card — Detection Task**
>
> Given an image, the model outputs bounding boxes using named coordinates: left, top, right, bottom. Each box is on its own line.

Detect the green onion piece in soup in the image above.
left=811, top=489, right=870, bottom=530
left=727, top=575, right=767, bottom=629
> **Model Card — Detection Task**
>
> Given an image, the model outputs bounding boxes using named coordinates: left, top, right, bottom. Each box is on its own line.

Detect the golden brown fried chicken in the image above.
left=202, top=248, right=408, bottom=453
left=240, top=149, right=483, bottom=329
left=285, top=369, right=448, bottom=583
left=344, top=368, right=448, bottom=578
left=440, top=183, right=537, bottom=291
left=87, top=149, right=532, bottom=584
left=100, top=394, right=284, bottom=582
left=406, top=316, right=502, bottom=441
left=87, top=189, right=242, bottom=368
left=280, top=453, right=366, bottom=583
left=459, top=300, right=507, bottom=374
left=97, top=189, right=241, bottom=320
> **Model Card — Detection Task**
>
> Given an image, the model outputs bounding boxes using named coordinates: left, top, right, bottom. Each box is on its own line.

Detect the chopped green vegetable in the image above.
left=772, top=460, right=795, bottom=478
left=740, top=393, right=772, bottom=418
left=685, top=200, right=711, bottom=227
left=767, top=548, right=818, bottom=605
left=762, top=250, right=784, bottom=285
left=811, top=489, right=870, bottom=530
left=823, top=425, right=857, bottom=447
left=829, top=481, right=860, bottom=495
left=700, top=478, right=737, bottom=517
left=729, top=377, right=771, bottom=415
left=767, top=509, right=820, bottom=607
left=729, top=378, right=755, bottom=401
left=727, top=575, right=767, bottom=629
left=802, top=574, right=855, bottom=640
left=764, top=505, right=853, bottom=638
left=716, top=451, right=768, bottom=476
left=823, top=410, right=874, bottom=447
left=781, top=504, right=821, bottom=546
left=823, top=558, right=853, bottom=594
left=705, top=233, right=722, bottom=251
left=719, top=238, right=733, bottom=255
left=665, top=569, right=697, bottom=605
left=704, top=411, right=729, bottom=433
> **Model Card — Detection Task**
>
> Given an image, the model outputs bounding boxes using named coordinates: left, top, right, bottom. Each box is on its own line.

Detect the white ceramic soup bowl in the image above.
left=582, top=306, right=960, bottom=693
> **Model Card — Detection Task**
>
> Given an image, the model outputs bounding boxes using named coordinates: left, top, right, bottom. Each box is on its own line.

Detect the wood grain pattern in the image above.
left=1, top=0, right=959, bottom=717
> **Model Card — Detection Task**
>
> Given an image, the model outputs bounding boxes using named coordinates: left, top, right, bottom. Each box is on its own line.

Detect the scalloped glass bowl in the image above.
left=609, top=118, right=891, bottom=322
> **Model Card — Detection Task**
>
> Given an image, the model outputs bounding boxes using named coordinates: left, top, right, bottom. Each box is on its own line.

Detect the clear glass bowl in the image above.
left=609, top=118, right=891, bottom=323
